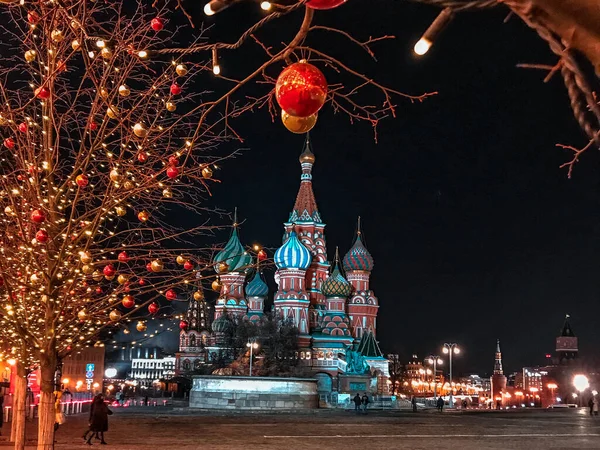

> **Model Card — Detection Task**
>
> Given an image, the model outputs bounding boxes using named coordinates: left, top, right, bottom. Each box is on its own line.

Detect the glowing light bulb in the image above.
left=204, top=3, right=215, bottom=15
left=260, top=1, right=272, bottom=10
left=138, top=50, right=148, bottom=59
left=414, top=38, right=431, bottom=56
left=212, top=64, right=221, bottom=75
left=96, top=40, right=106, bottom=48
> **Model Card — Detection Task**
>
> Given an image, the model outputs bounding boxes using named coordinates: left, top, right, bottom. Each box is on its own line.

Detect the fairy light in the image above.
left=414, top=8, right=454, bottom=56
left=260, top=1, right=272, bottom=10
left=212, top=48, right=221, bottom=75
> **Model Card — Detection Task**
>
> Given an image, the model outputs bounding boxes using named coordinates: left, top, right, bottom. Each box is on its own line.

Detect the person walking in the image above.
left=86, top=395, right=113, bottom=445
left=54, top=390, right=65, bottom=433
left=353, top=393, right=362, bottom=414
left=411, top=396, right=417, bottom=413
left=83, top=395, right=102, bottom=443
left=437, top=396, right=444, bottom=412
left=361, top=393, right=369, bottom=415
left=588, top=397, right=594, bottom=416
left=593, top=397, right=599, bottom=416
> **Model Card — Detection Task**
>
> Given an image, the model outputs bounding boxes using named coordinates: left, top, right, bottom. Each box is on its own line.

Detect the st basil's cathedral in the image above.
left=176, top=136, right=389, bottom=391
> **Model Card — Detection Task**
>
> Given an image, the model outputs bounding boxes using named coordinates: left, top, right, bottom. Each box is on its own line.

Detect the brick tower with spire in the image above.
left=555, top=314, right=578, bottom=365
left=490, top=339, right=507, bottom=407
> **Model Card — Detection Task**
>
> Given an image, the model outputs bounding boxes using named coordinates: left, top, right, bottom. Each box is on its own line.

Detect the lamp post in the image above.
left=547, top=383, right=558, bottom=405
left=426, top=356, right=443, bottom=400
left=442, top=343, right=460, bottom=407
left=246, top=339, right=259, bottom=377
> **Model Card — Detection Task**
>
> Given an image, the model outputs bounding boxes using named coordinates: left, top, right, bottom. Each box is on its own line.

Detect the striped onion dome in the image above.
left=343, top=220, right=374, bottom=272
left=246, top=270, right=268, bottom=297
left=212, top=314, right=233, bottom=333
left=214, top=228, right=252, bottom=274
left=274, top=230, right=312, bottom=270
left=322, top=253, right=352, bottom=298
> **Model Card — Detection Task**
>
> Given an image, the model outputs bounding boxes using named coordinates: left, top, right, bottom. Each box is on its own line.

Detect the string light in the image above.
left=204, top=0, right=237, bottom=16
left=413, top=8, right=454, bottom=56
left=212, top=47, right=221, bottom=75
left=260, top=1, right=272, bottom=11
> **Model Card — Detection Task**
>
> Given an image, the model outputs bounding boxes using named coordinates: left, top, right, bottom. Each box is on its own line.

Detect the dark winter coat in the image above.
left=353, top=394, right=362, bottom=406
left=89, top=401, right=113, bottom=432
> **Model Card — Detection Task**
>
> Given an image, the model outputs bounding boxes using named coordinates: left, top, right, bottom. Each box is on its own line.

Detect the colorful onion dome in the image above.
left=212, top=314, right=233, bottom=333
left=299, top=134, right=315, bottom=165
left=246, top=270, right=269, bottom=297
left=322, top=250, right=352, bottom=298
left=214, top=226, right=252, bottom=274
left=275, top=230, right=312, bottom=270
left=343, top=217, right=374, bottom=272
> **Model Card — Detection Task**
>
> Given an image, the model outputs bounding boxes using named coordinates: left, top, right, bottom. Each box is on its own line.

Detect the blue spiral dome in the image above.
left=246, top=270, right=269, bottom=297
left=274, top=231, right=312, bottom=270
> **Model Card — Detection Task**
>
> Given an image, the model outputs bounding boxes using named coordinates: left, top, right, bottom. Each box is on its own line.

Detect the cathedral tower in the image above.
left=490, top=339, right=507, bottom=406
left=246, top=267, right=268, bottom=323
left=175, top=288, right=211, bottom=374
left=555, top=314, right=578, bottom=365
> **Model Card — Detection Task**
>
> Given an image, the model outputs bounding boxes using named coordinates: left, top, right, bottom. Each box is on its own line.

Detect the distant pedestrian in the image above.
left=411, top=396, right=417, bottom=413
left=86, top=395, right=113, bottom=445
left=594, top=397, right=599, bottom=416
left=54, top=390, right=66, bottom=432
left=589, top=398, right=594, bottom=416
left=361, top=394, right=369, bottom=414
left=462, top=399, right=468, bottom=409
left=353, top=393, right=362, bottom=414
left=437, top=396, right=444, bottom=412
left=83, top=395, right=102, bottom=443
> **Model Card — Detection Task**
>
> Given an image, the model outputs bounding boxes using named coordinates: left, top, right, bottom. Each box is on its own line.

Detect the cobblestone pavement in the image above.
left=2, top=407, right=600, bottom=449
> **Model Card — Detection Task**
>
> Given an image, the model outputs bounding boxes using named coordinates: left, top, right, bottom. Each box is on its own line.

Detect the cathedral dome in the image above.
left=343, top=233, right=374, bottom=272
left=322, top=263, right=352, bottom=298
left=274, top=230, right=312, bottom=270
left=214, top=228, right=252, bottom=274
left=212, top=314, right=233, bottom=333
left=246, top=270, right=269, bottom=297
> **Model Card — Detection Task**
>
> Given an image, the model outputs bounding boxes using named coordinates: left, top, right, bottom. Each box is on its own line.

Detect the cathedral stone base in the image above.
left=338, top=374, right=374, bottom=395
left=190, top=375, right=318, bottom=410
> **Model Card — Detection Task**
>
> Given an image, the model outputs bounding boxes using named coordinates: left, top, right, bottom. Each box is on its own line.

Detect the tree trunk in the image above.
left=37, top=359, right=57, bottom=450
left=10, top=362, right=27, bottom=450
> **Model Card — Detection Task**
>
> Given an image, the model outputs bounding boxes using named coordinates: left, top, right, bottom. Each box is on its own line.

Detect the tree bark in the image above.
left=10, top=362, right=27, bottom=450
left=36, top=357, right=56, bottom=450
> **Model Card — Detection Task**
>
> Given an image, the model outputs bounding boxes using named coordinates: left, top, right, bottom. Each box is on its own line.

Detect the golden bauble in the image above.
left=193, top=291, right=204, bottom=301
left=117, top=274, right=129, bottom=285
left=109, top=310, right=121, bottom=321
left=71, top=39, right=81, bottom=51
left=100, top=47, right=113, bottom=59
left=70, top=20, right=81, bottom=30
left=104, top=274, right=115, bottom=281
left=133, top=123, right=147, bottom=138
left=175, top=64, right=188, bottom=76
left=176, top=255, right=186, bottom=265
left=109, top=169, right=121, bottom=182
left=162, top=188, right=173, bottom=198
left=201, top=166, right=213, bottom=179
left=212, top=279, right=222, bottom=292
left=80, top=251, right=93, bottom=264
left=123, top=328, right=130, bottom=335
left=82, top=264, right=94, bottom=275
left=4, top=206, right=13, bottom=215
left=123, top=181, right=134, bottom=190
left=137, top=210, right=149, bottom=222
left=92, top=270, right=103, bottom=282
left=0, top=114, right=7, bottom=126
left=150, top=259, right=163, bottom=272
left=25, top=50, right=36, bottom=62
left=99, top=87, right=109, bottom=99
left=136, top=321, right=147, bottom=332
left=281, top=111, right=318, bottom=134
left=51, top=29, right=64, bottom=42
left=77, top=309, right=87, bottom=320
left=166, top=101, right=176, bottom=112
left=118, top=85, right=131, bottom=97
left=30, top=273, right=39, bottom=284
left=217, top=261, right=229, bottom=273
left=106, top=105, right=119, bottom=119
left=115, top=206, right=126, bottom=217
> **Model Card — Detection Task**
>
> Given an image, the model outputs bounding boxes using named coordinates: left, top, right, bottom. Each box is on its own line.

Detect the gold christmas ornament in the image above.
left=162, top=188, right=173, bottom=198
left=217, top=261, right=229, bottom=273
left=100, top=47, right=113, bottom=59
left=133, top=123, right=147, bottom=138
left=106, top=105, right=119, bottom=119
left=82, top=264, right=94, bottom=275
left=193, top=291, right=204, bottom=301
left=30, top=273, right=39, bottom=284
left=117, top=274, right=129, bottom=285
left=123, top=181, right=134, bottom=190
left=109, top=310, right=121, bottom=321
left=25, top=50, right=36, bottom=62
left=51, top=29, right=64, bottom=42
left=115, top=206, right=126, bottom=217
left=137, top=210, right=149, bottom=222
left=71, top=39, right=81, bottom=51
left=92, top=270, right=103, bottom=282
left=281, top=111, right=318, bottom=134
left=212, top=279, right=222, bottom=292
left=70, top=20, right=81, bottom=30
left=176, top=64, right=188, bottom=76
left=99, top=87, right=109, bottom=99
left=118, top=85, right=131, bottom=97
left=150, top=259, right=163, bottom=272
left=80, top=251, right=93, bottom=264
left=123, top=329, right=130, bottom=335
left=201, top=166, right=213, bottom=179
left=77, top=309, right=87, bottom=320
left=176, top=255, right=186, bottom=265
left=109, top=169, right=121, bottom=182
left=136, top=321, right=147, bottom=332
left=104, top=274, right=115, bottom=281
left=166, top=101, right=176, bottom=112
left=0, top=114, right=7, bottom=126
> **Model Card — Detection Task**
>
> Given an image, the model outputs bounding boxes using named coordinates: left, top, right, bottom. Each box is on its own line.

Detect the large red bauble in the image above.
left=76, top=174, right=89, bottom=187
left=27, top=11, right=40, bottom=24
left=165, top=289, right=177, bottom=300
left=137, top=152, right=148, bottom=163
left=18, top=122, right=28, bottom=133
left=31, top=209, right=45, bottom=223
left=122, top=295, right=135, bottom=308
left=179, top=320, right=188, bottom=330
left=168, top=156, right=179, bottom=166
left=306, top=0, right=348, bottom=10
left=139, top=278, right=146, bottom=286
left=183, top=260, right=194, bottom=270
left=4, top=138, right=15, bottom=149
left=170, top=83, right=182, bottom=95
left=89, top=121, right=98, bottom=131
left=148, top=302, right=159, bottom=314
left=276, top=61, right=327, bottom=118
left=103, top=264, right=116, bottom=277
left=36, top=229, right=49, bottom=243
left=150, top=18, right=164, bottom=31
left=257, top=249, right=267, bottom=261
left=35, top=87, right=50, bottom=99
left=166, top=166, right=179, bottom=179
left=118, top=251, right=129, bottom=262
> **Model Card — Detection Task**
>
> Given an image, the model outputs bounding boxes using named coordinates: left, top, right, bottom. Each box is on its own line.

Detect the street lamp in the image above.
left=426, top=356, right=443, bottom=399
left=442, top=343, right=460, bottom=406
left=246, top=339, right=259, bottom=377
left=573, top=374, right=589, bottom=407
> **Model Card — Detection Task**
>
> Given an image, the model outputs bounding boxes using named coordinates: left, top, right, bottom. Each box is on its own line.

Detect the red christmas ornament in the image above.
left=151, top=18, right=164, bottom=32
left=179, top=320, right=188, bottom=330
left=170, top=83, right=182, bottom=95
left=27, top=11, right=40, bottom=24
left=122, top=295, right=135, bottom=308
left=139, top=278, right=146, bottom=286
left=95, top=287, right=103, bottom=294
left=35, top=87, right=50, bottom=99
left=183, top=260, right=194, bottom=270
left=148, top=302, right=160, bottom=314
left=4, top=138, right=15, bottom=149
left=168, top=156, right=179, bottom=166
left=89, top=121, right=98, bottom=131
left=306, top=0, right=348, bottom=10
left=165, top=289, right=177, bottom=300
left=146, top=262, right=153, bottom=272
left=36, top=229, right=49, bottom=243
left=166, top=166, right=179, bottom=179
left=257, top=249, right=267, bottom=261
left=31, top=209, right=45, bottom=223
left=137, top=152, right=148, bottom=163
left=18, top=122, right=28, bottom=133
left=276, top=61, right=328, bottom=118
left=75, top=174, right=89, bottom=187
left=103, top=264, right=116, bottom=277
left=118, top=251, right=129, bottom=262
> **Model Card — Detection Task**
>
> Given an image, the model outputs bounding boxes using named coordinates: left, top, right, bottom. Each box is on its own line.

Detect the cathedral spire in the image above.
left=561, top=314, right=575, bottom=337
left=289, top=134, right=321, bottom=223
left=493, top=339, right=503, bottom=375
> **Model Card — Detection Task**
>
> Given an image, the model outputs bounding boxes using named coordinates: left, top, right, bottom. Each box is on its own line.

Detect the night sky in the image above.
left=178, top=1, right=600, bottom=376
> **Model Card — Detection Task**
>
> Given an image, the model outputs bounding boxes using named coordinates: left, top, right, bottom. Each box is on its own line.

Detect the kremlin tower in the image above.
left=490, top=339, right=507, bottom=407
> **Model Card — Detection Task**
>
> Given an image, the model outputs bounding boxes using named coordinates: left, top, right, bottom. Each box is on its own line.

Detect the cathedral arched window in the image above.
left=190, top=334, right=196, bottom=347
left=180, top=335, right=186, bottom=347
left=183, top=360, right=191, bottom=371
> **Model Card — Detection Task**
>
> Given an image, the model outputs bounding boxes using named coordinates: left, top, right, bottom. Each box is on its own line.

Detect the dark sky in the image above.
left=180, top=1, right=600, bottom=376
